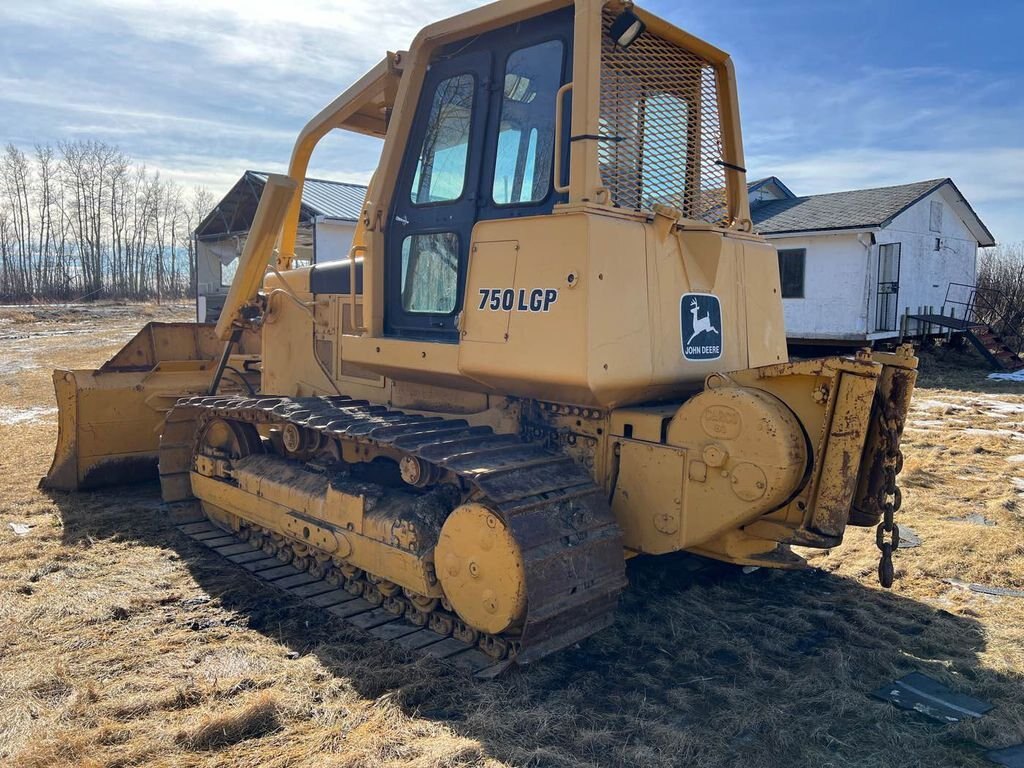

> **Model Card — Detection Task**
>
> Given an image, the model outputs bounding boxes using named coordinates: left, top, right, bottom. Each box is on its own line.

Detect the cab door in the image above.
left=385, top=52, right=490, bottom=340
left=384, top=7, right=573, bottom=342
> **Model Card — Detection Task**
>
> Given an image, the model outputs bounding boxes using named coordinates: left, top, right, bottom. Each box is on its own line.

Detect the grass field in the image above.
left=1, top=304, right=1022, bottom=768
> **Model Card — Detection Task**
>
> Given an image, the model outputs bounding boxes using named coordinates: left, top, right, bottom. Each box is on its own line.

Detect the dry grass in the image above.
left=1, top=305, right=1023, bottom=767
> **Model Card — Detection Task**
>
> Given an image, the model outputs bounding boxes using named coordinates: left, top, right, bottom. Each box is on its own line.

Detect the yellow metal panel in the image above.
left=462, top=240, right=518, bottom=344
left=612, top=439, right=687, bottom=554
left=608, top=405, right=678, bottom=442
left=742, top=240, right=787, bottom=368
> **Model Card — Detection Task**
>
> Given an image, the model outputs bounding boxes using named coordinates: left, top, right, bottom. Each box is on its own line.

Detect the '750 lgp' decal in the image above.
left=478, top=288, right=559, bottom=312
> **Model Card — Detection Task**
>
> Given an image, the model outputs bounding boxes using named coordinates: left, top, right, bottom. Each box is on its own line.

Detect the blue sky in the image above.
left=1, top=0, right=1021, bottom=241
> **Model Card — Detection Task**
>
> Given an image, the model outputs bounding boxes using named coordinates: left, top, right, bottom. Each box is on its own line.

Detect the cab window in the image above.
left=491, top=40, right=564, bottom=205
left=410, top=74, right=475, bottom=204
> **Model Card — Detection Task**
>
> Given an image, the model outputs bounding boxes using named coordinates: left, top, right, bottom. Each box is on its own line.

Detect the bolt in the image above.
left=469, top=561, right=479, bottom=578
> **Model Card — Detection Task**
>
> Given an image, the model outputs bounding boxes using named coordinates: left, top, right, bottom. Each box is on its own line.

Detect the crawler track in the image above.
left=177, top=518, right=514, bottom=678
left=160, top=394, right=628, bottom=667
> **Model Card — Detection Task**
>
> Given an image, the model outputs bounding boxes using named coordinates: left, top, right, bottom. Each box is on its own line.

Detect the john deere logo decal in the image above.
left=681, top=293, right=722, bottom=361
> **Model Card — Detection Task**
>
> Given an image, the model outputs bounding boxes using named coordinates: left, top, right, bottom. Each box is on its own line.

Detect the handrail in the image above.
left=348, top=245, right=368, bottom=333
left=944, top=281, right=1023, bottom=355
left=553, top=82, right=573, bottom=195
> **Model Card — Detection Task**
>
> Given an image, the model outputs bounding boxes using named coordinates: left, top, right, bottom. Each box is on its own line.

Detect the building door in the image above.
left=383, top=9, right=572, bottom=341
left=875, top=243, right=901, bottom=332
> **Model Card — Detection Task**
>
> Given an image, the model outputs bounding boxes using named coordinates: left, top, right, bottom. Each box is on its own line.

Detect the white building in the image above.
left=194, top=171, right=367, bottom=322
left=749, top=177, right=996, bottom=343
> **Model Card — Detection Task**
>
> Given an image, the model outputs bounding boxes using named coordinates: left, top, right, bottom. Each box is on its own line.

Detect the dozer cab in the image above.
left=45, top=0, right=917, bottom=667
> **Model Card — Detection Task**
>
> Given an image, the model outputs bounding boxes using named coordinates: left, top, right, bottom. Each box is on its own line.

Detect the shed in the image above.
left=750, top=177, right=995, bottom=343
left=193, top=171, right=367, bottom=322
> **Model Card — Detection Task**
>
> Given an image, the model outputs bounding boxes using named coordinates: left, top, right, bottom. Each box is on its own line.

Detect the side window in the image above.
left=492, top=40, right=564, bottom=205
left=411, top=74, right=475, bottom=204
left=778, top=249, right=805, bottom=299
left=929, top=200, right=943, bottom=232
left=401, top=233, right=460, bottom=314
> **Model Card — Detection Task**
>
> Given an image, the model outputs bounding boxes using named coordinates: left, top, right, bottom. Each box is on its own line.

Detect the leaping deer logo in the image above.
left=686, top=297, right=719, bottom=345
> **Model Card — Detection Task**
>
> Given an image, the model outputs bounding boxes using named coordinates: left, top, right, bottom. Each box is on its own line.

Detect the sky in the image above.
left=1, top=0, right=1021, bottom=242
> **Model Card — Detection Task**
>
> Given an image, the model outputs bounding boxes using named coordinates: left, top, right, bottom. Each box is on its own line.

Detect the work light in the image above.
left=609, top=8, right=646, bottom=49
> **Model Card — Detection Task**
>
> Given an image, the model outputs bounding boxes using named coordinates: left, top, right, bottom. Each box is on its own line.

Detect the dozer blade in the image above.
left=43, top=322, right=260, bottom=492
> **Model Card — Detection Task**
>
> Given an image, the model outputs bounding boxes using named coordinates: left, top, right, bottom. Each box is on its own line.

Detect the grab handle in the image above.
left=553, top=82, right=573, bottom=194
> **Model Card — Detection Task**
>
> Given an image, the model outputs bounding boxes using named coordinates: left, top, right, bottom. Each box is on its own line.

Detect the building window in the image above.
left=778, top=249, right=805, bottom=299
left=929, top=200, right=943, bottom=232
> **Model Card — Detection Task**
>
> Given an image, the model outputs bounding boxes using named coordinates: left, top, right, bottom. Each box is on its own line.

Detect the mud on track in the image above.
left=1, top=304, right=1023, bottom=767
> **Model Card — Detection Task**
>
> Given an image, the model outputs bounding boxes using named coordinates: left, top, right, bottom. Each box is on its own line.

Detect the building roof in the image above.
left=750, top=178, right=995, bottom=246
left=249, top=172, right=366, bottom=221
left=195, top=171, right=367, bottom=240
left=747, top=176, right=796, bottom=199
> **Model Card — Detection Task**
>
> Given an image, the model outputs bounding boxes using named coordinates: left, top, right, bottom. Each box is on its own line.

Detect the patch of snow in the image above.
left=988, top=369, right=1024, bottom=382
left=1007, top=455, right=1024, bottom=464
left=0, top=406, right=57, bottom=425
left=983, top=402, right=1024, bottom=414
left=943, top=513, right=997, bottom=527
left=0, top=360, right=37, bottom=375
left=963, top=428, right=1024, bottom=439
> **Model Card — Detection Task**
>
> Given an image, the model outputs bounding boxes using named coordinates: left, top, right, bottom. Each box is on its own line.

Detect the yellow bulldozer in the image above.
left=44, top=0, right=917, bottom=669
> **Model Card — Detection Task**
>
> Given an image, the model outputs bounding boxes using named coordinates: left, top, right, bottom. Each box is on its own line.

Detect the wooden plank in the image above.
left=394, top=630, right=446, bottom=651
left=241, top=557, right=285, bottom=573
left=368, top=620, right=422, bottom=641
left=179, top=522, right=216, bottom=535
left=287, top=581, right=338, bottom=599
left=308, top=589, right=358, bottom=608
left=327, top=598, right=375, bottom=619
left=348, top=608, right=402, bottom=630
left=422, top=637, right=475, bottom=659
left=213, top=542, right=257, bottom=557
left=275, top=572, right=321, bottom=589
left=203, top=535, right=239, bottom=548
left=258, top=565, right=303, bottom=581
left=228, top=550, right=272, bottom=564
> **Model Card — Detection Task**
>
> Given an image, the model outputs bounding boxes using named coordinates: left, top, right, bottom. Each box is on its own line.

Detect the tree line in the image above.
left=977, top=242, right=1024, bottom=336
left=0, top=141, right=214, bottom=302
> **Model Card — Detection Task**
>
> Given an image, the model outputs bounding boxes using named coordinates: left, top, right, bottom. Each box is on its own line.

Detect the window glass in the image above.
left=411, top=74, right=475, bottom=204
left=401, top=233, right=460, bottom=313
left=221, top=257, right=238, bottom=288
left=492, top=40, right=564, bottom=205
left=778, top=249, right=805, bottom=299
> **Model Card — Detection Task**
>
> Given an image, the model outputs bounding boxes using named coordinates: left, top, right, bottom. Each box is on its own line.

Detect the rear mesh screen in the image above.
left=598, top=10, right=729, bottom=224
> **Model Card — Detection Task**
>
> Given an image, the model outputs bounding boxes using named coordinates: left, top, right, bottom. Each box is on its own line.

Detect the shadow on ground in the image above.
left=48, top=484, right=1022, bottom=768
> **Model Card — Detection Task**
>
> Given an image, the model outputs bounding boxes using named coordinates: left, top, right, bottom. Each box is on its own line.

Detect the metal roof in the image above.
left=749, top=178, right=995, bottom=246
left=250, top=171, right=366, bottom=222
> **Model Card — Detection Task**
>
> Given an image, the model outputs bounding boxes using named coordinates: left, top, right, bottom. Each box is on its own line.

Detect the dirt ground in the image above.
left=1, top=304, right=1022, bottom=768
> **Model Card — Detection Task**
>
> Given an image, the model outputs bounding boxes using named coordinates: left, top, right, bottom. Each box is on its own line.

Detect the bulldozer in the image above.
left=44, top=0, right=918, bottom=668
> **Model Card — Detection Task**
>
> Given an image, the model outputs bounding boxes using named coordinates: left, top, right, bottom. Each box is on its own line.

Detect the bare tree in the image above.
left=0, top=138, right=213, bottom=302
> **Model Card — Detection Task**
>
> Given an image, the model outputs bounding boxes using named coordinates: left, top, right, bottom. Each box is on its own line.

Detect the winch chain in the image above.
left=873, top=391, right=905, bottom=588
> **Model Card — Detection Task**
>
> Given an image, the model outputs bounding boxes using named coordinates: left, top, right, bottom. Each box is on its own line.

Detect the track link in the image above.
left=177, top=518, right=513, bottom=678
left=160, top=394, right=628, bottom=667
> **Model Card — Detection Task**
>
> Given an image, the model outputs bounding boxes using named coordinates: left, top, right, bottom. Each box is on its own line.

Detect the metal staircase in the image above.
left=943, top=282, right=1024, bottom=371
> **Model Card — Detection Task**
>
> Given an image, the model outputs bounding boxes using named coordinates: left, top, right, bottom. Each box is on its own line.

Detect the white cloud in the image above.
left=1, top=0, right=1021, bottom=242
